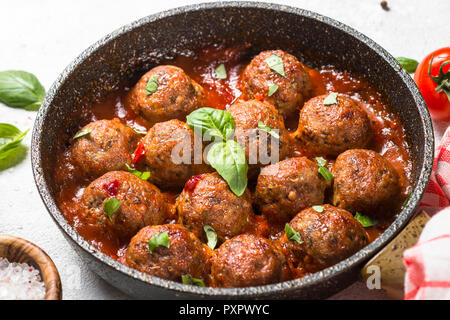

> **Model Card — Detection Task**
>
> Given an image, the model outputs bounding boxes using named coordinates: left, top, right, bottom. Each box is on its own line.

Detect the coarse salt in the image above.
left=0, top=257, right=45, bottom=300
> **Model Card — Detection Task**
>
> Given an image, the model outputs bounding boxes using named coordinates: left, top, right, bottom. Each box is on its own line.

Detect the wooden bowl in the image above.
left=0, top=234, right=62, bottom=300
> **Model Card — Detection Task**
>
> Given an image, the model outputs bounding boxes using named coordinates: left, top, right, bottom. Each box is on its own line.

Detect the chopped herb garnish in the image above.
left=403, top=193, right=412, bottom=207
left=203, top=225, right=217, bottom=250
left=257, top=121, right=280, bottom=139
left=312, top=205, right=324, bottom=213
left=315, top=157, right=333, bottom=181
left=214, top=64, right=227, bottom=80
left=148, top=231, right=170, bottom=253
left=145, top=74, right=159, bottom=95
left=73, top=128, right=91, bottom=139
left=285, top=223, right=302, bottom=244
left=265, top=54, right=286, bottom=77
left=181, top=274, right=206, bottom=287
left=354, top=212, right=375, bottom=227
left=127, top=125, right=147, bottom=135
left=268, top=83, right=279, bottom=96
left=125, top=164, right=150, bottom=181
left=103, top=197, right=121, bottom=219
left=323, top=92, right=338, bottom=105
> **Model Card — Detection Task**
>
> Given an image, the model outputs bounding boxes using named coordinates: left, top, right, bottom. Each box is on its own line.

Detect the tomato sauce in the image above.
left=54, top=44, right=412, bottom=260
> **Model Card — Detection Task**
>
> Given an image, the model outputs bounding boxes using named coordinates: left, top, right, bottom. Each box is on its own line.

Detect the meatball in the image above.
left=141, top=119, right=211, bottom=189
left=228, top=100, right=290, bottom=178
left=332, top=149, right=401, bottom=219
left=79, top=171, right=166, bottom=240
left=283, top=205, right=369, bottom=274
left=254, top=157, right=326, bottom=225
left=70, top=119, right=139, bottom=179
left=296, top=94, right=372, bottom=157
left=211, top=234, right=291, bottom=287
left=126, top=224, right=211, bottom=283
left=126, top=65, right=207, bottom=125
left=176, top=173, right=254, bottom=243
left=240, top=50, right=311, bottom=116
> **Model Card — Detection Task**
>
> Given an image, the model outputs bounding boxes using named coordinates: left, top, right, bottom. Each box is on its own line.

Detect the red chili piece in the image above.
left=102, top=179, right=119, bottom=197
left=132, top=142, right=146, bottom=164
left=184, top=174, right=205, bottom=193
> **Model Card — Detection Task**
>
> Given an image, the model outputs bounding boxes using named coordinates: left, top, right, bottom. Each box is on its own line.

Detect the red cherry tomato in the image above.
left=414, top=47, right=450, bottom=121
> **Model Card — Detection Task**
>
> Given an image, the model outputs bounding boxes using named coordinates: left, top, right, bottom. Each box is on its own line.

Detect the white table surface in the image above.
left=1, top=0, right=449, bottom=300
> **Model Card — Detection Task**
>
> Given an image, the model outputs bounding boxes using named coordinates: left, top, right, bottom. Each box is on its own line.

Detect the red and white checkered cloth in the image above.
left=404, top=125, right=450, bottom=300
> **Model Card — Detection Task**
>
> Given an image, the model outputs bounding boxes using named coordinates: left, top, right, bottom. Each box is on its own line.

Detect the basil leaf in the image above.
left=257, top=121, right=280, bottom=139
left=127, top=125, right=147, bottom=135
left=315, top=157, right=333, bottom=181
left=181, top=274, right=206, bottom=287
left=312, top=205, right=324, bottom=213
left=187, top=107, right=235, bottom=141
left=0, top=123, right=28, bottom=160
left=145, top=74, right=159, bottom=95
left=396, top=57, right=419, bottom=73
left=73, top=128, right=91, bottom=139
left=354, top=212, right=375, bottom=227
left=0, top=70, right=45, bottom=110
left=285, top=223, right=302, bottom=244
left=203, top=225, right=217, bottom=250
left=125, top=164, right=150, bottom=181
left=402, top=193, right=412, bottom=207
left=148, top=231, right=170, bottom=253
left=265, top=54, right=286, bottom=77
left=103, top=197, right=121, bottom=219
left=207, top=140, right=248, bottom=196
left=323, top=92, right=338, bottom=105
left=268, top=83, right=278, bottom=96
left=215, top=64, right=227, bottom=80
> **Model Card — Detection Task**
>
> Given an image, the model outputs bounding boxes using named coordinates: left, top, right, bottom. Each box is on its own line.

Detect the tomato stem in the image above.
left=428, top=56, right=450, bottom=102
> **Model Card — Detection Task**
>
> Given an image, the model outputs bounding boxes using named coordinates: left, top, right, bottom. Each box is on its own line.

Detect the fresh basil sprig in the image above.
left=181, top=274, right=206, bottom=287
left=396, top=57, right=419, bottom=73
left=354, top=212, right=375, bottom=227
left=207, top=140, right=247, bottom=196
left=125, top=164, right=150, bottom=181
left=285, top=223, right=302, bottom=244
left=148, top=231, right=170, bottom=253
left=203, top=225, right=218, bottom=250
left=187, top=108, right=248, bottom=196
left=0, top=123, right=28, bottom=161
left=0, top=71, right=45, bottom=110
left=187, top=107, right=235, bottom=141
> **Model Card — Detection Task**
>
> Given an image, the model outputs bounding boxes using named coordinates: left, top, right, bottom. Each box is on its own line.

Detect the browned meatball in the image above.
left=282, top=205, right=369, bottom=274
left=240, top=50, right=311, bottom=116
left=228, top=100, right=290, bottom=178
left=126, top=65, right=207, bottom=125
left=296, top=94, right=372, bottom=157
left=332, top=149, right=401, bottom=219
left=70, top=119, right=139, bottom=179
left=126, top=224, right=211, bottom=283
left=141, top=119, right=211, bottom=189
left=79, top=171, right=166, bottom=240
left=254, top=157, right=326, bottom=225
left=211, top=234, right=291, bottom=287
left=176, top=173, right=254, bottom=243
